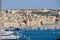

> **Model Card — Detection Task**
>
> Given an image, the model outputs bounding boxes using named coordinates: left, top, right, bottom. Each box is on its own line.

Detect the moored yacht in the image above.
left=0, top=30, right=20, bottom=40
left=1, top=35, right=20, bottom=40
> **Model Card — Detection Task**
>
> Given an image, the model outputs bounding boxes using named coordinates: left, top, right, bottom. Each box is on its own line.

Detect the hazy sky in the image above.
left=2, top=0, right=60, bottom=10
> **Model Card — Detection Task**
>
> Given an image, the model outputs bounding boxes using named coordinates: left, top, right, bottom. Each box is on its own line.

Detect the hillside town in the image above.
left=0, top=8, right=60, bottom=29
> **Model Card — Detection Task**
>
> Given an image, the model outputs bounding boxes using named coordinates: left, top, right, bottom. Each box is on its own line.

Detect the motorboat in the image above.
left=0, top=30, right=20, bottom=40
left=1, top=35, right=20, bottom=40
left=1, top=31, right=14, bottom=35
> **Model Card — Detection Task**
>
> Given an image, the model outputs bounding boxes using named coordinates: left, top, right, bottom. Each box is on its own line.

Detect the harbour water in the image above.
left=14, top=29, right=60, bottom=40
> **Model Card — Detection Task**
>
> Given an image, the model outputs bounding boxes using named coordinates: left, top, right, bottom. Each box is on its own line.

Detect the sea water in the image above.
left=14, top=29, right=60, bottom=40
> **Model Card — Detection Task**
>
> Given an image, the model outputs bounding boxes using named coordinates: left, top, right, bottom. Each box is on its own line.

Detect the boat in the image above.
left=0, top=30, right=20, bottom=40
left=5, top=27, right=15, bottom=31
left=1, top=35, right=20, bottom=40
left=1, top=31, right=14, bottom=35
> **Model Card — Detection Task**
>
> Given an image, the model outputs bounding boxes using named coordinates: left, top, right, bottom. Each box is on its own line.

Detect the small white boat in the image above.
left=0, top=30, right=20, bottom=40
left=1, top=30, right=14, bottom=35
left=1, top=35, right=20, bottom=40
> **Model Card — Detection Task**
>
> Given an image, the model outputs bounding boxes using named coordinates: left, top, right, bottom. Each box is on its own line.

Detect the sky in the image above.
left=2, top=0, right=60, bottom=10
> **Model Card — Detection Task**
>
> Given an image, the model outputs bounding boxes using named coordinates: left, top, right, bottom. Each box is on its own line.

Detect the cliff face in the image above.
left=0, top=9, right=60, bottom=27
